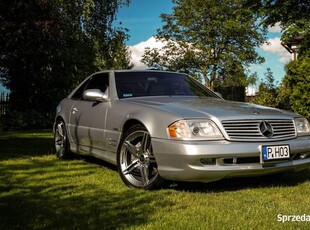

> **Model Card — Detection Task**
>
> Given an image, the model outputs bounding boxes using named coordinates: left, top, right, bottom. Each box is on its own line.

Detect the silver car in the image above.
left=54, top=70, right=310, bottom=189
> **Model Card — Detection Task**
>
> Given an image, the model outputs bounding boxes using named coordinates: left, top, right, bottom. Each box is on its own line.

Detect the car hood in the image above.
left=125, top=96, right=297, bottom=121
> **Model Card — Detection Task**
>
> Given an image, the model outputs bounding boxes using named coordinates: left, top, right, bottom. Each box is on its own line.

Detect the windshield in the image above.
left=115, top=72, right=217, bottom=99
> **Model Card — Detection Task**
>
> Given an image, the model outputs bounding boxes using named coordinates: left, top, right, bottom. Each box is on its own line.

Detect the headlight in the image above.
left=295, top=118, right=310, bottom=136
left=168, top=120, right=223, bottom=140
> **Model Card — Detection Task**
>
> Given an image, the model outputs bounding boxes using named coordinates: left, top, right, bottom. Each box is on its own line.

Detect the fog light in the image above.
left=200, top=158, right=216, bottom=165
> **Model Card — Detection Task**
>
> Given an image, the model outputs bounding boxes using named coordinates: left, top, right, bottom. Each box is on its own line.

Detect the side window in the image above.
left=71, top=79, right=90, bottom=100
left=84, top=73, right=109, bottom=93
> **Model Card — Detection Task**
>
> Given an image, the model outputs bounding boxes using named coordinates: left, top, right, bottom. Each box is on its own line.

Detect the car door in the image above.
left=68, top=73, right=110, bottom=153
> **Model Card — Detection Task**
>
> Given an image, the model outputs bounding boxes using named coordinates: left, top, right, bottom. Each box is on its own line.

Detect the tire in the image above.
left=54, top=119, right=72, bottom=159
left=117, top=125, right=166, bottom=190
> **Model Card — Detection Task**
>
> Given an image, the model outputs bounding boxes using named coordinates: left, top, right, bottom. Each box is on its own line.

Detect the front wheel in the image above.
left=117, top=125, right=166, bottom=190
left=54, top=119, right=72, bottom=159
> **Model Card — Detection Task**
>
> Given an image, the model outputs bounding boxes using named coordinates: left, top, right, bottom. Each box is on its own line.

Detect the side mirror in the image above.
left=83, top=88, right=109, bottom=102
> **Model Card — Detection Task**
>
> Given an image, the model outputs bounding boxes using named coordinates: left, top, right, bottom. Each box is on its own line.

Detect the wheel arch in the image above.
left=121, top=119, right=146, bottom=136
left=119, top=108, right=177, bottom=140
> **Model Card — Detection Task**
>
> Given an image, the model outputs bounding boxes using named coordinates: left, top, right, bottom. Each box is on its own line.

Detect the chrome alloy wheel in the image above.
left=54, top=120, right=70, bottom=159
left=118, top=126, right=163, bottom=189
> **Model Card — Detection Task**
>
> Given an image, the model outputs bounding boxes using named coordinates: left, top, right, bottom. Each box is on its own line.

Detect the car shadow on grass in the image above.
left=74, top=154, right=118, bottom=171
left=170, top=169, right=310, bottom=193
left=75, top=154, right=310, bottom=194
left=0, top=151, right=172, bottom=229
left=2, top=131, right=308, bottom=202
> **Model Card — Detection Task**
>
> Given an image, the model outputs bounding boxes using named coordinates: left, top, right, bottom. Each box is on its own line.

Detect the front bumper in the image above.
left=152, top=137, right=310, bottom=182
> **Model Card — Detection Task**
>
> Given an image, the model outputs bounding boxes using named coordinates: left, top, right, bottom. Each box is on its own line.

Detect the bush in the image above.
left=284, top=55, right=310, bottom=120
left=1, top=109, right=54, bottom=130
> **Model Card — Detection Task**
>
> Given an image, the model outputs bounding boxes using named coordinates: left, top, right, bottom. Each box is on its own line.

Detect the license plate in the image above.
left=262, top=145, right=290, bottom=162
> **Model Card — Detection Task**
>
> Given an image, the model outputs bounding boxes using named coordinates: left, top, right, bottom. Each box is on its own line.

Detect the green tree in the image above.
left=253, top=68, right=291, bottom=110
left=252, top=68, right=277, bottom=107
left=259, top=0, right=310, bottom=55
left=142, top=0, right=266, bottom=89
left=79, top=0, right=133, bottom=70
left=259, top=0, right=310, bottom=116
left=276, top=82, right=291, bottom=111
left=283, top=55, right=310, bottom=119
left=0, top=0, right=132, bottom=129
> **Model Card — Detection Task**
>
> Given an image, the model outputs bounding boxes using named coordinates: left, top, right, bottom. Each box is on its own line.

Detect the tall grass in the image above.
left=1, top=131, right=310, bottom=229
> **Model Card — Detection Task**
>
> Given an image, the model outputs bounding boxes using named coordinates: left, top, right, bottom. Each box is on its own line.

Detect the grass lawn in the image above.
left=1, top=131, right=310, bottom=229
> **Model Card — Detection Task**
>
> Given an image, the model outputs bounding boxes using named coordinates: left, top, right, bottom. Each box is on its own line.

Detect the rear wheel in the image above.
left=117, top=125, right=166, bottom=189
left=54, top=120, right=72, bottom=159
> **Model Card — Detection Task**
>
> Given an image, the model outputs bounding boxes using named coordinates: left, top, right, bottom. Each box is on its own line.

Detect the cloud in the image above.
left=268, top=22, right=282, bottom=33
left=128, top=35, right=292, bottom=70
left=260, top=37, right=291, bottom=63
left=128, top=37, right=165, bottom=69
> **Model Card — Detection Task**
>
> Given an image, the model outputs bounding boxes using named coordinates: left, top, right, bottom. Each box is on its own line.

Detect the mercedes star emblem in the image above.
left=259, top=121, right=273, bottom=137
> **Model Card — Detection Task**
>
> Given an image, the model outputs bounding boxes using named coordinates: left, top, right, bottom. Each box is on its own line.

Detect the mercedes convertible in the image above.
left=54, top=70, right=310, bottom=189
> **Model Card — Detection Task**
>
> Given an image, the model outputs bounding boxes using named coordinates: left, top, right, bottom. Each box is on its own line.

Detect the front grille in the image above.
left=222, top=120, right=296, bottom=141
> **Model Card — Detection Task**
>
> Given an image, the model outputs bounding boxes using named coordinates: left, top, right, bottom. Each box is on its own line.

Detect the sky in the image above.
left=116, top=0, right=292, bottom=90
